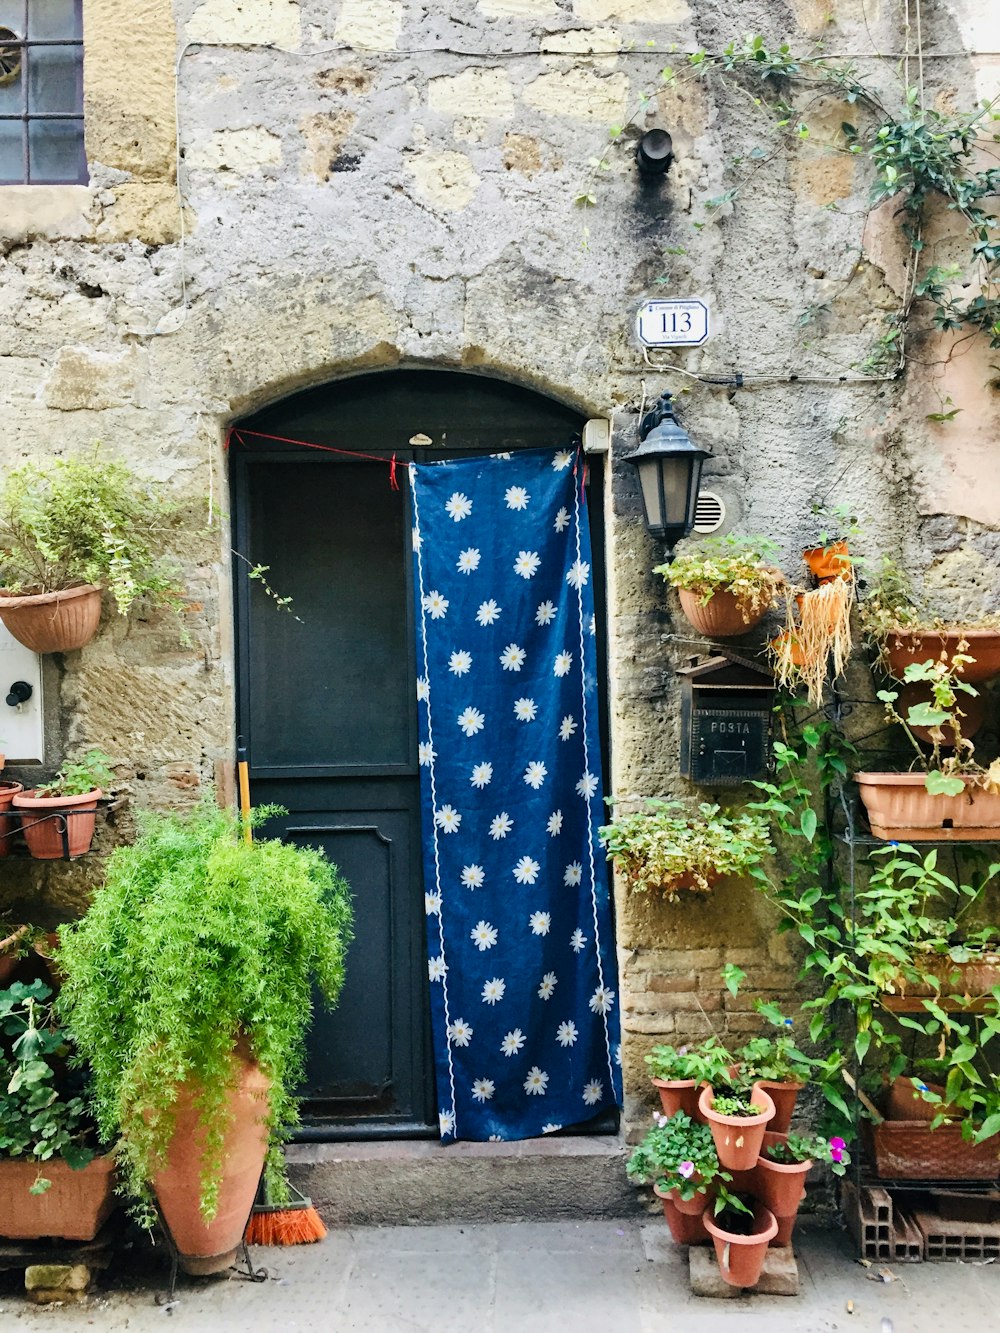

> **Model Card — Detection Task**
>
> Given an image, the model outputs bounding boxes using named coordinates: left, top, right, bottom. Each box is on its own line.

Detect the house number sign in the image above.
left=636, top=298, right=710, bottom=348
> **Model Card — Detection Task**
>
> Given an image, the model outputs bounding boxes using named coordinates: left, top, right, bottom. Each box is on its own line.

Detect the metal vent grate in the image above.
left=693, top=490, right=725, bottom=534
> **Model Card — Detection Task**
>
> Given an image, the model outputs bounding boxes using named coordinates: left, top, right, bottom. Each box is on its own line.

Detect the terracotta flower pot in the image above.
left=0, top=1154, right=116, bottom=1241
left=13, top=788, right=101, bottom=859
left=885, top=1075, right=950, bottom=1123
left=0, top=584, right=102, bottom=654
left=897, top=680, right=987, bottom=745
left=769, top=630, right=807, bottom=667
left=0, top=780, right=24, bottom=858
left=653, top=1184, right=708, bottom=1245
left=752, top=1079, right=803, bottom=1136
left=802, top=541, right=851, bottom=582
left=893, top=954, right=1000, bottom=1002
left=884, top=629, right=1000, bottom=686
left=855, top=772, right=1000, bottom=840
left=703, top=1202, right=778, bottom=1287
left=651, top=1077, right=702, bottom=1120
left=753, top=1132, right=811, bottom=1247
left=152, top=1050, right=270, bottom=1275
left=678, top=588, right=767, bottom=638
left=0, top=923, right=29, bottom=985
left=698, top=1084, right=775, bottom=1171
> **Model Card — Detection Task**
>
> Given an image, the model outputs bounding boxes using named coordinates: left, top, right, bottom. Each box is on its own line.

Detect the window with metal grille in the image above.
left=0, top=1, right=85, bottom=185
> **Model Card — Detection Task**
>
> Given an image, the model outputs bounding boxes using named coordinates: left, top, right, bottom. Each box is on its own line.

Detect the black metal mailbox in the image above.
left=677, top=652, right=775, bottom=787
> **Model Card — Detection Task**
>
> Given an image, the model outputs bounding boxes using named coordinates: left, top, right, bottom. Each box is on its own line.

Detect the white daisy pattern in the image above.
left=422, top=590, right=449, bottom=619
left=524, top=1067, right=549, bottom=1096
left=501, top=1029, right=526, bottom=1057
left=514, top=550, right=541, bottom=580
left=445, top=492, right=472, bottom=522
left=457, top=706, right=485, bottom=737
left=470, top=920, right=498, bottom=951
left=489, top=812, right=513, bottom=840
left=500, top=643, right=526, bottom=672
left=434, top=805, right=462, bottom=834
left=461, top=864, right=485, bottom=890
left=447, top=1018, right=473, bottom=1047
left=513, top=855, right=540, bottom=885
left=409, top=451, right=620, bottom=1143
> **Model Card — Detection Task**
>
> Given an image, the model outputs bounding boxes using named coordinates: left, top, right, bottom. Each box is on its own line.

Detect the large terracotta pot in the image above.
left=152, top=1051, right=270, bottom=1275
left=753, top=1132, right=811, bottom=1246
left=0, top=584, right=102, bottom=654
left=802, top=541, right=851, bottom=581
left=0, top=1154, right=116, bottom=1241
left=884, top=629, right=1000, bottom=685
left=13, top=788, right=101, bottom=859
left=0, top=780, right=24, bottom=858
left=653, top=1184, right=708, bottom=1245
left=751, top=1079, right=803, bottom=1136
left=677, top=588, right=767, bottom=638
left=703, top=1202, right=778, bottom=1287
left=651, top=1077, right=704, bottom=1120
left=855, top=772, right=1000, bottom=840
left=895, top=954, right=1000, bottom=1002
left=698, top=1084, right=775, bottom=1171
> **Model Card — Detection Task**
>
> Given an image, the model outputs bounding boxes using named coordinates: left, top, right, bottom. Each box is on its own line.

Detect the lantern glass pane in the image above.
left=658, top=456, right=692, bottom=528
left=638, top=458, right=663, bottom=531
left=684, top=457, right=705, bottom=530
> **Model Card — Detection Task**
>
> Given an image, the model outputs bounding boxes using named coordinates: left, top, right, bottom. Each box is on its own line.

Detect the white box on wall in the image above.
left=0, top=623, right=43, bottom=762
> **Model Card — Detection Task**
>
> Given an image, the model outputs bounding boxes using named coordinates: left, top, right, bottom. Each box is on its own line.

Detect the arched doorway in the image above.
left=230, top=369, right=609, bottom=1138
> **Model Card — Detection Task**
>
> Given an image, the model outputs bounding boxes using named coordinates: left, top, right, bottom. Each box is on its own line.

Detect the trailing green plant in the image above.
left=644, top=1036, right=733, bottom=1087
left=34, top=750, right=114, bottom=798
left=655, top=533, right=787, bottom=618
left=599, top=799, right=773, bottom=897
left=764, top=1131, right=850, bottom=1176
left=0, top=980, right=97, bottom=1193
left=0, top=452, right=182, bottom=616
left=626, top=1110, right=726, bottom=1201
left=55, top=802, right=354, bottom=1227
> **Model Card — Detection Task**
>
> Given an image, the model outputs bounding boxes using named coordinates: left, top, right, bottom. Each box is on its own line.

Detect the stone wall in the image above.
left=1, top=1, right=997, bottom=1133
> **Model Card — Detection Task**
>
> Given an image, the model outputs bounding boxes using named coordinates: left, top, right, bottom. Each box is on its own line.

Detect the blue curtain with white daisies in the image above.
left=409, top=447, right=621, bottom=1143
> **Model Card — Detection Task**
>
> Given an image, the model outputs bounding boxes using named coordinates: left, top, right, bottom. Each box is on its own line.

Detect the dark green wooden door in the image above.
left=232, top=370, right=590, bottom=1138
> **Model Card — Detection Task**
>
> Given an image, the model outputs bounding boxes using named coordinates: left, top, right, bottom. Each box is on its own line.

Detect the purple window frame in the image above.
left=0, top=0, right=86, bottom=185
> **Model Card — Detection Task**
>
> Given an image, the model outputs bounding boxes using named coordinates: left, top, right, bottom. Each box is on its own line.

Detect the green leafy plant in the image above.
left=644, top=1036, right=733, bottom=1086
left=0, top=980, right=96, bottom=1193
left=35, top=750, right=114, bottom=798
left=626, top=1110, right=726, bottom=1201
left=655, top=533, right=787, bottom=618
left=764, top=1131, right=850, bottom=1176
left=599, top=800, right=773, bottom=897
left=55, top=802, right=354, bottom=1226
left=805, top=501, right=861, bottom=553
left=738, top=1032, right=813, bottom=1085
left=0, top=451, right=181, bottom=615
left=711, top=1093, right=766, bottom=1117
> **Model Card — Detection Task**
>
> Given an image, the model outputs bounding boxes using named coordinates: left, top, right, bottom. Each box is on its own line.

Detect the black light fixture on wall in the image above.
left=628, top=392, right=711, bottom=548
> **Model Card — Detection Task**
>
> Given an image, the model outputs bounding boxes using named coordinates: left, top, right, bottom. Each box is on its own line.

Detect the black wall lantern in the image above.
left=629, top=391, right=711, bottom=547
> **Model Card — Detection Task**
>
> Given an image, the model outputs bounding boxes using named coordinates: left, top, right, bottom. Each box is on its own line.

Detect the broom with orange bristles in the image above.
left=237, top=748, right=328, bottom=1247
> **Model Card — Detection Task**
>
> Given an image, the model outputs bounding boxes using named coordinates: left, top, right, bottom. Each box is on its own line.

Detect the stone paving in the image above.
left=2, top=1218, right=998, bottom=1332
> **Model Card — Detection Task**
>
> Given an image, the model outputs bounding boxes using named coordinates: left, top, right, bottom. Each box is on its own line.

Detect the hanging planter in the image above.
left=703, top=1202, right=778, bottom=1288
left=677, top=587, right=767, bottom=637
left=855, top=772, right=1000, bottom=840
left=0, top=584, right=102, bottom=655
left=657, top=534, right=786, bottom=640
left=12, top=751, right=112, bottom=860
left=802, top=539, right=851, bottom=582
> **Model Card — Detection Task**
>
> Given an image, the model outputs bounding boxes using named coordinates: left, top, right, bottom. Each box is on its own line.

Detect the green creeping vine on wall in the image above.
left=578, top=34, right=1000, bottom=373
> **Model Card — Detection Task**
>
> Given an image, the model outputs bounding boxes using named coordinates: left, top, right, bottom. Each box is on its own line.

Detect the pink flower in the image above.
left=829, top=1136, right=845, bottom=1163
left=678, top=1161, right=695, bottom=1179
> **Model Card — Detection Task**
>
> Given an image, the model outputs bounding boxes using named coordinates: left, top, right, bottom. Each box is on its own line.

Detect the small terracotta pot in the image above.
left=856, top=772, right=1000, bottom=840
left=703, top=1202, right=778, bottom=1288
left=13, top=788, right=101, bottom=859
left=0, top=584, right=102, bottom=654
left=678, top=587, right=767, bottom=638
left=769, top=630, right=807, bottom=668
left=658, top=1178, right=709, bottom=1216
left=753, top=1132, right=811, bottom=1247
left=654, top=1184, right=708, bottom=1245
left=802, top=541, right=851, bottom=582
left=0, top=1154, right=116, bottom=1241
left=752, top=1079, right=803, bottom=1136
left=698, top=1084, right=775, bottom=1171
left=884, top=629, right=1000, bottom=686
left=0, top=780, right=24, bottom=859
left=152, top=1049, right=270, bottom=1275
left=651, top=1077, right=701, bottom=1120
